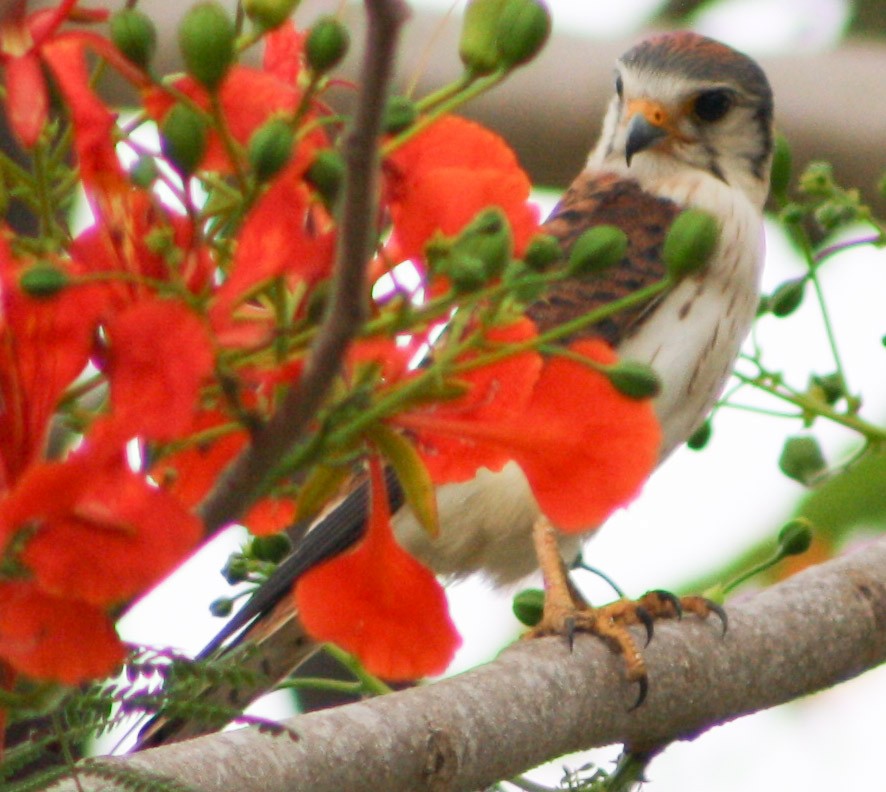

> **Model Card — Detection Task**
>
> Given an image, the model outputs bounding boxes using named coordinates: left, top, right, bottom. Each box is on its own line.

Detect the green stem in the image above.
left=733, top=370, right=886, bottom=442
left=324, top=644, right=393, bottom=696
left=31, top=143, right=58, bottom=240
left=277, top=677, right=364, bottom=695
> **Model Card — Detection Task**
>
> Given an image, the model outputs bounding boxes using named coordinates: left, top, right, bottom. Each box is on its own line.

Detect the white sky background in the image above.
left=115, top=0, right=886, bottom=788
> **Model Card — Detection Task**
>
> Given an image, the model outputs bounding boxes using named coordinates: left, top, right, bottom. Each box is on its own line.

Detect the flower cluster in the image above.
left=0, top=0, right=660, bottom=713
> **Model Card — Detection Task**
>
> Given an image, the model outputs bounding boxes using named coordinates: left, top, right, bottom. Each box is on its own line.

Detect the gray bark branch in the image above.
left=54, top=534, right=886, bottom=792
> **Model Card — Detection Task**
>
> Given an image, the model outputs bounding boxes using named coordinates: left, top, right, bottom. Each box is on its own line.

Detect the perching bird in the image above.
left=140, top=30, right=773, bottom=745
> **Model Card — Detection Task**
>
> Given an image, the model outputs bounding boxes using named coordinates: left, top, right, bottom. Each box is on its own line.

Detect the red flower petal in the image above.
left=0, top=581, right=124, bottom=684
left=295, top=457, right=460, bottom=680
left=398, top=335, right=661, bottom=530
left=106, top=298, right=215, bottom=441
left=0, top=240, right=100, bottom=488
left=386, top=115, right=539, bottom=261
left=6, top=447, right=202, bottom=606
left=4, top=53, right=48, bottom=147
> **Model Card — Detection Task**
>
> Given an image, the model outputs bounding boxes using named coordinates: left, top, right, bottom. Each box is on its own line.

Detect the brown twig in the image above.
left=56, top=534, right=886, bottom=792
left=196, top=0, right=411, bottom=535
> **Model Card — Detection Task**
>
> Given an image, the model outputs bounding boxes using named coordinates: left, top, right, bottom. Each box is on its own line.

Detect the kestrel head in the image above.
left=589, top=31, right=774, bottom=211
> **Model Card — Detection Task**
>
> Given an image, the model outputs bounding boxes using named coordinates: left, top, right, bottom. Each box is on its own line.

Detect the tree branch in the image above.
left=56, top=534, right=886, bottom=792
left=196, top=0, right=411, bottom=534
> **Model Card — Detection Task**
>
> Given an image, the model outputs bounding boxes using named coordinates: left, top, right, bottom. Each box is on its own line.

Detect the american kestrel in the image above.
left=141, top=30, right=773, bottom=744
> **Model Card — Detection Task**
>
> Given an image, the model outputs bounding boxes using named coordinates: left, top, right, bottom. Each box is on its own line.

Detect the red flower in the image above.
left=0, top=441, right=202, bottom=607
left=0, top=581, right=124, bottom=684
left=0, top=237, right=101, bottom=489
left=295, top=456, right=460, bottom=680
left=385, top=115, right=540, bottom=262
left=0, top=0, right=108, bottom=147
left=105, top=298, right=215, bottom=441
left=70, top=192, right=214, bottom=315
left=395, top=324, right=662, bottom=530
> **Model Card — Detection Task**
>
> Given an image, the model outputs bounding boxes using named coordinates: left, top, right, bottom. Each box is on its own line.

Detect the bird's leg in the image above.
left=527, top=515, right=726, bottom=707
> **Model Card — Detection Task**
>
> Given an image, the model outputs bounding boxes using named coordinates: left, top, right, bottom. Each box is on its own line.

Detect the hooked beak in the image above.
left=624, top=101, right=669, bottom=166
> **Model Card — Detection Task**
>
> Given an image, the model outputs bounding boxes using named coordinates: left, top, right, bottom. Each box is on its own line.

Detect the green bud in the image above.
left=778, top=202, right=805, bottom=226
left=512, top=587, right=544, bottom=627
left=248, top=118, right=295, bottom=182
left=160, top=103, right=208, bottom=177
left=523, top=233, right=561, bottom=272
left=769, top=277, right=805, bottom=318
left=306, top=149, right=345, bottom=209
left=495, top=0, right=551, bottom=68
left=221, top=555, right=250, bottom=585
left=459, top=0, right=508, bottom=76
left=209, top=597, right=234, bottom=617
left=447, top=254, right=488, bottom=293
left=686, top=420, right=712, bottom=451
left=814, top=199, right=859, bottom=231
left=777, top=517, right=813, bottom=557
left=769, top=133, right=792, bottom=200
left=249, top=533, right=292, bottom=563
left=306, top=16, right=350, bottom=74
left=502, top=260, right=546, bottom=303
left=110, top=9, right=157, bottom=70
left=243, top=0, right=299, bottom=30
left=778, top=435, right=826, bottom=486
left=178, top=2, right=235, bottom=91
left=663, top=208, right=720, bottom=279
left=605, top=360, right=661, bottom=400
left=20, top=264, right=69, bottom=298
left=798, top=161, right=834, bottom=197
left=810, top=372, right=844, bottom=406
left=383, top=95, right=418, bottom=134
left=567, top=225, right=627, bottom=276
left=452, top=207, right=513, bottom=279
left=130, top=155, right=159, bottom=188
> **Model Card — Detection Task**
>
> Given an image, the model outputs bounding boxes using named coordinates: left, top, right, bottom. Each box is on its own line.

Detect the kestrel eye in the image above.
left=615, top=74, right=624, bottom=99
left=693, top=89, right=734, bottom=123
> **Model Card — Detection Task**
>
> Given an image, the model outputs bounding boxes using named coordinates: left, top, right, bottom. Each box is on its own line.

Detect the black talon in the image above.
left=629, top=675, right=649, bottom=711
left=651, top=589, right=682, bottom=619
left=565, top=615, right=577, bottom=651
left=636, top=606, right=654, bottom=646
left=705, top=599, right=728, bottom=635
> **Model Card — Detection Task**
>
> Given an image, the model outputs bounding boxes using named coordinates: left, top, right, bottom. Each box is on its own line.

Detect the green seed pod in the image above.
left=306, top=16, right=350, bottom=74
left=567, top=225, right=627, bottom=276
left=248, top=118, right=295, bottom=182
left=110, top=9, right=157, bottom=70
left=686, top=420, right=712, bottom=451
left=20, top=264, right=69, bottom=298
left=769, top=133, right=792, bottom=200
left=810, top=372, right=845, bottom=405
left=495, top=0, right=551, bottom=68
left=243, top=0, right=299, bottom=31
left=249, top=533, right=293, bottom=563
left=160, top=103, right=208, bottom=177
left=306, top=149, right=346, bottom=209
left=663, top=208, right=720, bottom=279
left=777, top=517, right=813, bottom=556
left=605, top=360, right=662, bottom=400
left=778, top=435, right=826, bottom=486
left=523, top=233, right=561, bottom=272
left=769, top=277, right=805, bottom=318
left=452, top=207, right=513, bottom=279
left=383, top=95, right=418, bottom=134
left=459, top=0, right=508, bottom=76
left=512, top=588, right=544, bottom=627
left=178, top=2, right=236, bottom=91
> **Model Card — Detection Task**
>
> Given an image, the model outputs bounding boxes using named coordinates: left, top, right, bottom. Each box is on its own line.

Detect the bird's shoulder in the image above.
left=529, top=170, right=683, bottom=348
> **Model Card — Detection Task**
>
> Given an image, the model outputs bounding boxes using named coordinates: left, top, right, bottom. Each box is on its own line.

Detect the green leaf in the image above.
left=368, top=424, right=439, bottom=537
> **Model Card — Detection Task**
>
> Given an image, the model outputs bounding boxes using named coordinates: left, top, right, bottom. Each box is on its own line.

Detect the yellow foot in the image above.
left=527, top=590, right=727, bottom=708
